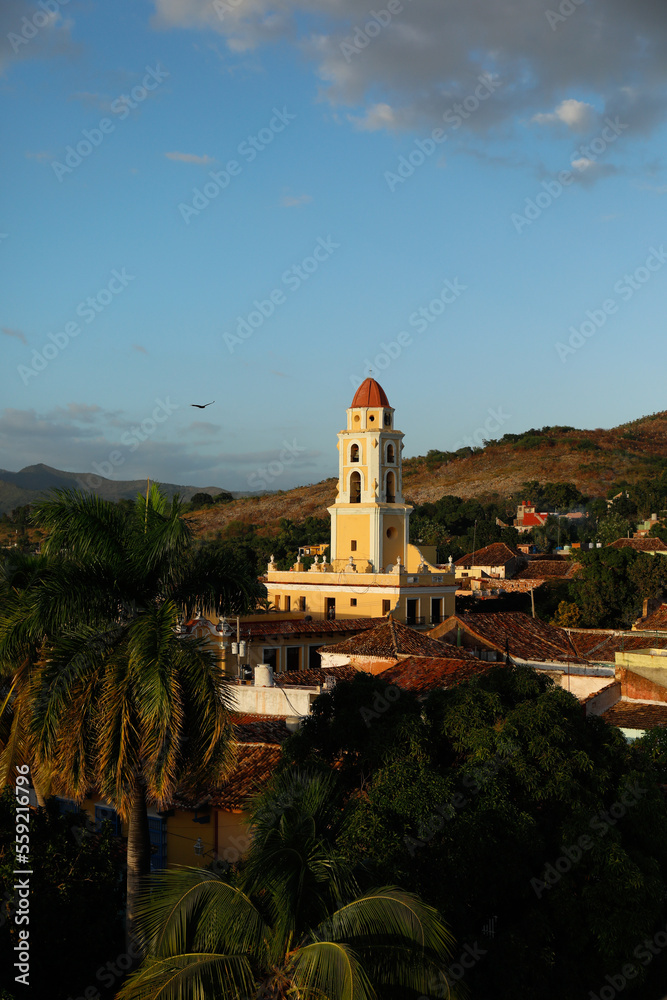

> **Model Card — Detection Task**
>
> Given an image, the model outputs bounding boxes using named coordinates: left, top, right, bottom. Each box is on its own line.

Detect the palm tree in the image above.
left=0, top=551, right=61, bottom=807
left=117, top=771, right=459, bottom=999
left=12, top=486, right=265, bottom=943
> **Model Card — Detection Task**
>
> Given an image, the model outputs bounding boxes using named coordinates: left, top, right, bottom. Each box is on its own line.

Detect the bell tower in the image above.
left=328, top=378, right=412, bottom=573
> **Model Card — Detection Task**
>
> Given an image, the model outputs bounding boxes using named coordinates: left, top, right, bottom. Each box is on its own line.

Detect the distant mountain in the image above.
left=0, top=464, right=246, bottom=515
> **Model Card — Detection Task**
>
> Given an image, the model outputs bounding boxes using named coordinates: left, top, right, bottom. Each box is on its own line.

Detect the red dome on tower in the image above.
left=351, top=378, right=390, bottom=408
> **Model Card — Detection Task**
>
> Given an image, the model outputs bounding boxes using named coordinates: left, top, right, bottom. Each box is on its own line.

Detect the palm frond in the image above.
left=289, top=939, right=376, bottom=1000
left=116, top=953, right=255, bottom=1000
left=133, top=867, right=267, bottom=962
left=33, top=489, right=127, bottom=567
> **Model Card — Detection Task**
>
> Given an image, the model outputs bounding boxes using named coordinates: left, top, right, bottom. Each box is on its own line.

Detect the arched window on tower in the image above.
left=386, top=444, right=395, bottom=464
left=350, top=471, right=362, bottom=503
left=350, top=443, right=359, bottom=463
left=386, top=471, right=396, bottom=504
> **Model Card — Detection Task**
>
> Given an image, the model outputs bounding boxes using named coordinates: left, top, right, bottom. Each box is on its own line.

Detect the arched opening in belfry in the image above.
left=350, top=471, right=362, bottom=503
left=350, top=443, right=359, bottom=463
left=386, top=471, right=396, bottom=504
left=386, top=444, right=395, bottom=464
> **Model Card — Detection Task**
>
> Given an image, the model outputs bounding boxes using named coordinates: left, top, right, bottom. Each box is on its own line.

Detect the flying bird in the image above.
left=190, top=401, right=215, bottom=408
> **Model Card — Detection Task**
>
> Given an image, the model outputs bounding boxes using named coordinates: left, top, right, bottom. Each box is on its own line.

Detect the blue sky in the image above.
left=1, top=0, right=666, bottom=492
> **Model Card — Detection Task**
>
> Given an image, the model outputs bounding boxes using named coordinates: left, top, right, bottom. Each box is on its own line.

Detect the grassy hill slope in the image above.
left=187, top=412, right=667, bottom=538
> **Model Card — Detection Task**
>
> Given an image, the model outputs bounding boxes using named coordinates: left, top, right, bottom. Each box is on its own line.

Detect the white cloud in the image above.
left=280, top=192, right=312, bottom=207
left=165, top=151, right=215, bottom=165
left=532, top=99, right=596, bottom=132
left=150, top=0, right=667, bottom=151
left=349, top=102, right=399, bottom=132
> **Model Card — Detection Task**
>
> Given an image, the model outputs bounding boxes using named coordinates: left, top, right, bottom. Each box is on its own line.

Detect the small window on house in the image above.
left=351, top=540, right=357, bottom=551
left=350, top=444, right=359, bottom=463
left=299, top=597, right=306, bottom=612
left=382, top=599, right=391, bottom=615
left=350, top=598, right=357, bottom=606
left=285, top=596, right=290, bottom=611
left=285, top=646, right=300, bottom=671
left=263, top=647, right=279, bottom=671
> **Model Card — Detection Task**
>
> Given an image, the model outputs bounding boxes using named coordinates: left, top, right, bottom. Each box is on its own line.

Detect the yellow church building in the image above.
left=265, top=378, right=456, bottom=627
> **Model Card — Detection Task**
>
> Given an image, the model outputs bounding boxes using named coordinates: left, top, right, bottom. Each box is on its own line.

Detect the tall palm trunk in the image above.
left=126, top=779, right=151, bottom=953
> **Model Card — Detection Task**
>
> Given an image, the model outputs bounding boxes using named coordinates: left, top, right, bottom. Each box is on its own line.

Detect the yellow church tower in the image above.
left=329, top=378, right=411, bottom=573
left=264, top=378, right=457, bottom=625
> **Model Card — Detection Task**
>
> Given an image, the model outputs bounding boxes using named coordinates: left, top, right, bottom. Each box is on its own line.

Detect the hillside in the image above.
left=186, top=412, right=667, bottom=539
left=0, top=464, right=238, bottom=515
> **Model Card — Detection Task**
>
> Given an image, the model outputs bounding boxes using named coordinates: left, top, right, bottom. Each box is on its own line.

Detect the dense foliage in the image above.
left=117, top=770, right=459, bottom=1000
left=282, top=668, right=667, bottom=999
left=0, top=790, right=125, bottom=1000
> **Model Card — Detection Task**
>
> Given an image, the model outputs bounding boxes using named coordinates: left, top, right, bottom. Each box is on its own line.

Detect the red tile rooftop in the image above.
left=607, top=537, right=667, bottom=552
left=380, top=655, right=493, bottom=696
left=635, top=603, right=667, bottom=631
left=601, top=700, right=667, bottom=731
left=431, top=612, right=584, bottom=663
left=454, top=542, right=520, bottom=568
left=321, top=616, right=468, bottom=659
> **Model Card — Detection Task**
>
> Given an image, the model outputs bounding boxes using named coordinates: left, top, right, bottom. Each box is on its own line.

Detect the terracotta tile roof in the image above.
left=235, top=617, right=381, bottom=639
left=607, top=537, right=667, bottom=552
left=321, top=616, right=456, bottom=658
left=432, top=612, right=582, bottom=663
left=211, top=744, right=284, bottom=811
left=277, top=665, right=359, bottom=686
left=635, top=604, right=667, bottom=631
left=351, top=377, right=390, bottom=408
left=455, top=542, right=520, bottom=568
left=232, top=716, right=290, bottom=744
left=380, top=655, right=494, bottom=695
left=565, top=630, right=667, bottom=662
left=172, top=720, right=288, bottom=813
left=516, top=560, right=579, bottom=580
left=601, top=700, right=667, bottom=731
